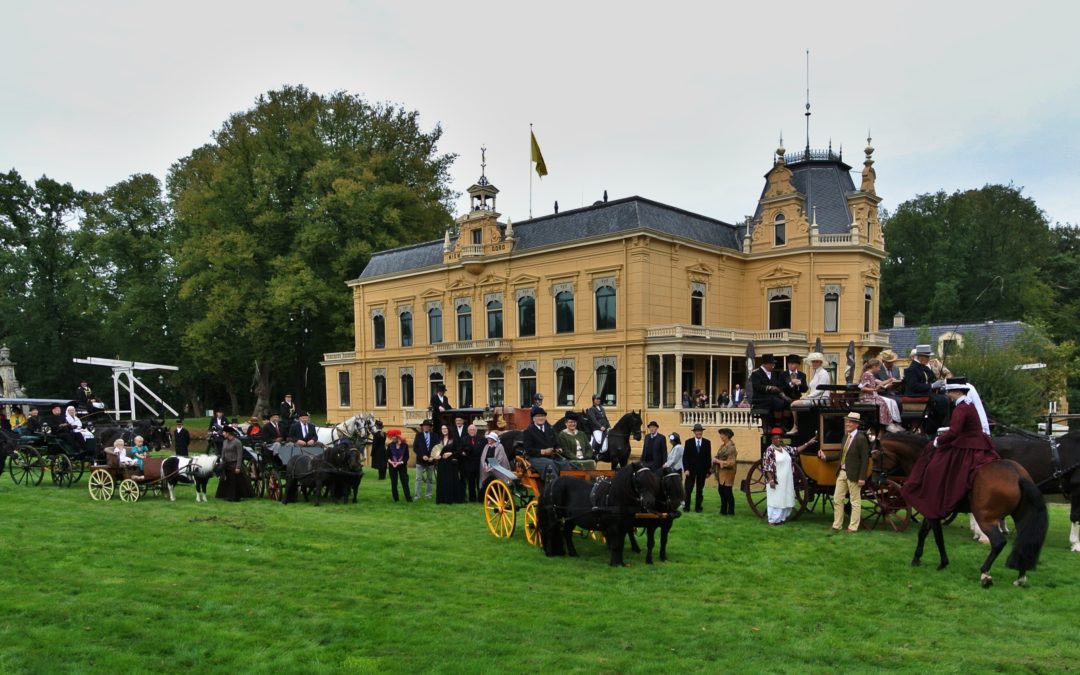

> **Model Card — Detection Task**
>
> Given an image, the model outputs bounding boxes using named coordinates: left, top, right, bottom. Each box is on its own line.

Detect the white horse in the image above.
left=161, top=454, right=219, bottom=502
left=315, top=414, right=375, bottom=457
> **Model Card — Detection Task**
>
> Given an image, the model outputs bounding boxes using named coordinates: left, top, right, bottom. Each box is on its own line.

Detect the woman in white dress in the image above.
left=790, top=352, right=831, bottom=407
left=762, top=427, right=817, bottom=525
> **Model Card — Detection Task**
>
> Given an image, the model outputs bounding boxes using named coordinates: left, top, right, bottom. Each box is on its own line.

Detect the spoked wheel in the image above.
left=9, top=446, right=44, bottom=486
left=864, top=479, right=912, bottom=532
left=88, top=469, right=115, bottom=501
left=741, top=459, right=810, bottom=520
left=266, top=469, right=282, bottom=501
left=484, top=479, right=516, bottom=538
left=118, top=479, right=141, bottom=502
left=523, top=500, right=542, bottom=547
left=69, top=459, right=86, bottom=484
left=50, top=454, right=75, bottom=487
left=243, top=456, right=261, bottom=496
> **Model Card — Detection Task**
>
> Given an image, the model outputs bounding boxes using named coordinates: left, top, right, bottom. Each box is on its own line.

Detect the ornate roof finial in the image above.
left=443, top=228, right=451, bottom=252
left=804, top=49, right=812, bottom=156
left=865, top=131, right=874, bottom=158
left=776, top=132, right=786, bottom=163
left=504, top=217, right=514, bottom=240
left=477, top=145, right=489, bottom=186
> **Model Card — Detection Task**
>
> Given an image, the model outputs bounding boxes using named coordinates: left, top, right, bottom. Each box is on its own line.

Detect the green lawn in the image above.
left=0, top=469, right=1077, bottom=674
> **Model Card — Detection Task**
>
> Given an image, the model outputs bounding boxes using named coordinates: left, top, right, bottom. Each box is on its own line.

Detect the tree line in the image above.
left=0, top=85, right=455, bottom=417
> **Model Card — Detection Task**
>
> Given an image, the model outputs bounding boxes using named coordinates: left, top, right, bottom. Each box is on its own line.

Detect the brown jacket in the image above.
left=713, top=442, right=738, bottom=487
left=824, top=431, right=870, bottom=481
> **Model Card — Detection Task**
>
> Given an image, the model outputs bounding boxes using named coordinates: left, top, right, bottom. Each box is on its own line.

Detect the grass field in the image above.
left=1, top=466, right=1077, bottom=674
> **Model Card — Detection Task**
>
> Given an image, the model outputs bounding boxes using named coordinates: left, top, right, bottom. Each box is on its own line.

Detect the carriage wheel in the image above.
left=864, top=479, right=911, bottom=532
left=524, top=500, right=542, bottom=547
left=88, top=469, right=114, bottom=501
left=10, top=446, right=44, bottom=486
left=741, top=459, right=811, bottom=520
left=787, top=464, right=812, bottom=521
left=118, top=479, right=141, bottom=502
left=483, top=480, right=516, bottom=538
left=8, top=446, right=31, bottom=485
left=69, top=459, right=86, bottom=485
left=266, top=469, right=282, bottom=501
left=243, top=456, right=261, bottom=496
left=50, top=454, right=75, bottom=487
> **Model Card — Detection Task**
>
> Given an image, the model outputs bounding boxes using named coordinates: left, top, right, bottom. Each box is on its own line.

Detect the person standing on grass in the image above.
left=461, top=423, right=485, bottom=501
left=413, top=419, right=437, bottom=500
left=173, top=418, right=190, bottom=457
left=385, top=429, right=411, bottom=502
left=821, top=412, right=870, bottom=533
left=216, top=426, right=254, bottom=502
left=762, top=427, right=816, bottom=525
left=370, top=420, right=388, bottom=480
left=479, top=431, right=510, bottom=490
left=682, top=424, right=711, bottom=512
left=435, top=424, right=465, bottom=504
left=640, top=420, right=667, bottom=472
left=664, top=433, right=684, bottom=472
left=711, top=428, right=738, bottom=516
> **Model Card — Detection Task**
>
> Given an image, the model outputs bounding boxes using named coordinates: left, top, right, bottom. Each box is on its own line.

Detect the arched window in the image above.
left=373, top=373, right=386, bottom=407
left=864, top=287, right=874, bottom=333
left=456, top=301, right=472, bottom=341
left=400, top=373, right=414, bottom=407
left=596, top=364, right=616, bottom=405
left=517, top=295, right=536, bottom=337
left=487, top=299, right=503, bottom=339
left=429, top=371, right=444, bottom=402
left=457, top=369, right=473, bottom=408
left=556, top=365, right=575, bottom=406
left=595, top=285, right=616, bottom=330
left=372, top=314, right=385, bottom=349
left=768, top=287, right=792, bottom=330
left=555, top=291, right=575, bottom=334
left=399, top=311, right=413, bottom=347
left=518, top=366, right=536, bottom=407
left=824, top=290, right=839, bottom=333
left=774, top=213, right=786, bottom=246
left=427, top=307, right=442, bottom=344
left=690, top=288, right=704, bottom=326
left=487, top=368, right=504, bottom=407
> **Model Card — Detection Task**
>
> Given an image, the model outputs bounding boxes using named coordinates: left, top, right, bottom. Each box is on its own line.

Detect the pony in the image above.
left=330, top=445, right=365, bottom=503
left=281, top=444, right=349, bottom=506
left=876, top=433, right=1048, bottom=587
left=629, top=468, right=685, bottom=564
left=993, top=429, right=1080, bottom=552
left=538, top=462, right=660, bottom=566
left=161, top=454, right=219, bottom=502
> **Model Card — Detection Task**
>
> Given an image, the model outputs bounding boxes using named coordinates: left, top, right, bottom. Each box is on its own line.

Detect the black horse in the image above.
left=331, top=444, right=364, bottom=503
left=538, top=462, right=660, bottom=566
left=629, top=468, right=685, bottom=564
left=281, top=445, right=348, bottom=506
left=994, top=430, right=1080, bottom=553
left=595, top=411, right=644, bottom=470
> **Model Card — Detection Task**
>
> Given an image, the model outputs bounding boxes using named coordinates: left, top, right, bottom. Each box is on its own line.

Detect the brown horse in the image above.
left=876, top=433, right=1048, bottom=587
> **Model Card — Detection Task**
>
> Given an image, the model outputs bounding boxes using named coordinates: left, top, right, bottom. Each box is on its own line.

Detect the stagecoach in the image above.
left=740, top=385, right=915, bottom=531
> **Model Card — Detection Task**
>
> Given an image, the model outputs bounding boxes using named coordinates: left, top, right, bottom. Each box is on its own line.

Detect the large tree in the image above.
left=168, top=85, right=455, bottom=415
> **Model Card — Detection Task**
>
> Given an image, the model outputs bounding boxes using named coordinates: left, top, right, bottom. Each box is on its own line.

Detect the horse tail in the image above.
left=1006, top=476, right=1048, bottom=571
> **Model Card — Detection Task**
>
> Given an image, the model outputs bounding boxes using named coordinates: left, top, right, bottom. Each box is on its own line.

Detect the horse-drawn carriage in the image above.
left=741, top=385, right=914, bottom=531
left=86, top=452, right=167, bottom=502
left=1, top=398, right=105, bottom=488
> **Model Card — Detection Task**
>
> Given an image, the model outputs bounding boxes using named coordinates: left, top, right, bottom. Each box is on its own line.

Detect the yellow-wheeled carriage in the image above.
left=87, top=452, right=165, bottom=502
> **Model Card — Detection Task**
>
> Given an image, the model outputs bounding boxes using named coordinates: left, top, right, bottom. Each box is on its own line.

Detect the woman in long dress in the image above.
left=761, top=428, right=817, bottom=525
left=791, top=352, right=832, bottom=407
left=858, top=358, right=903, bottom=432
left=435, top=424, right=464, bottom=504
left=216, top=426, right=255, bottom=502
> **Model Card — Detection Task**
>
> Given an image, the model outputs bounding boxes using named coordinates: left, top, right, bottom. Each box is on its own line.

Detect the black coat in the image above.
left=430, top=393, right=452, bottom=415
left=640, top=432, right=667, bottom=471
left=585, top=406, right=610, bottom=430
left=902, top=361, right=935, bottom=396
left=287, top=420, right=318, bottom=443
left=413, top=430, right=438, bottom=466
left=173, top=427, right=190, bottom=456
left=749, top=368, right=784, bottom=404
left=208, top=415, right=228, bottom=431
left=260, top=421, right=286, bottom=443
left=781, top=369, right=809, bottom=400
left=522, top=423, right=558, bottom=457
left=370, top=430, right=387, bottom=470
left=460, top=434, right=485, bottom=473
left=683, top=436, right=713, bottom=475
left=279, top=400, right=297, bottom=422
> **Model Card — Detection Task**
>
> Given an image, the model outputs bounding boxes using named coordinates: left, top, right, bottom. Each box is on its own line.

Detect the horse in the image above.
left=281, top=444, right=349, bottom=506
left=595, top=411, right=643, bottom=470
left=537, top=462, right=660, bottom=566
left=132, top=418, right=170, bottom=450
left=161, top=454, right=219, bottom=502
left=315, top=413, right=375, bottom=454
left=331, top=445, right=365, bottom=503
left=876, top=433, right=1048, bottom=587
left=993, top=429, right=1080, bottom=552
left=629, top=468, right=685, bottom=564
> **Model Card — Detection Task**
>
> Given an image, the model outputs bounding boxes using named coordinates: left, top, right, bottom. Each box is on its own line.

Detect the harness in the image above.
left=995, top=423, right=1078, bottom=497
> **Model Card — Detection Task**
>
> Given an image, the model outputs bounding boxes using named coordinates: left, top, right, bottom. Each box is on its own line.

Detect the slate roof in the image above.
left=752, top=155, right=858, bottom=235
left=358, top=196, right=741, bottom=280
left=883, top=321, right=1028, bottom=356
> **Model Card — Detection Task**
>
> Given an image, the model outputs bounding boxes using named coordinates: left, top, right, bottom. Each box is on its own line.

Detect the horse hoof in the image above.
left=980, top=573, right=993, bottom=588
left=1071, top=544, right=1080, bottom=553
left=936, top=560, right=949, bottom=571
left=910, top=559, right=922, bottom=568
left=1013, top=576, right=1028, bottom=588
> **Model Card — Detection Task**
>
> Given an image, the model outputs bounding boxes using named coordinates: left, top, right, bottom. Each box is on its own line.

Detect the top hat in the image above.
left=647, top=420, right=659, bottom=428
left=759, top=354, right=777, bottom=365
left=944, top=377, right=970, bottom=392
left=420, top=419, right=433, bottom=426
left=787, top=354, right=803, bottom=364
left=914, top=344, right=933, bottom=357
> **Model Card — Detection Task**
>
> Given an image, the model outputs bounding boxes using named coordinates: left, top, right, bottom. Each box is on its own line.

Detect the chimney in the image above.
left=893, top=312, right=905, bottom=328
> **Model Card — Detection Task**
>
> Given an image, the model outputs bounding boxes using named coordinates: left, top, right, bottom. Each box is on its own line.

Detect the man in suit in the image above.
left=730, top=384, right=745, bottom=407
left=261, top=413, right=286, bottom=448
left=640, top=420, right=667, bottom=471
left=529, top=393, right=545, bottom=416
left=288, top=412, right=319, bottom=447
left=683, top=423, right=712, bottom=512
left=76, top=379, right=94, bottom=409
left=584, top=394, right=610, bottom=455
left=208, top=409, right=228, bottom=432
left=820, top=412, right=871, bottom=532
left=24, top=406, right=45, bottom=435
left=522, top=408, right=571, bottom=479
left=430, top=384, right=452, bottom=417
left=450, top=412, right=468, bottom=445
left=279, top=394, right=297, bottom=425
left=460, top=423, right=485, bottom=501
left=173, top=418, right=191, bottom=457
left=750, top=354, right=792, bottom=430
left=902, top=344, right=950, bottom=434
left=412, top=419, right=437, bottom=500
left=780, top=354, right=809, bottom=402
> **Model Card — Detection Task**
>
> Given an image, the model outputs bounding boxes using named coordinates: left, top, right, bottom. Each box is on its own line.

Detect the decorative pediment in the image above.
left=763, top=162, right=797, bottom=199
left=860, top=264, right=881, bottom=284
left=758, top=265, right=801, bottom=289
left=445, top=279, right=472, bottom=292
left=685, top=262, right=712, bottom=285
left=421, top=288, right=444, bottom=299
left=511, top=273, right=540, bottom=286
left=816, top=274, right=847, bottom=293
left=477, top=274, right=505, bottom=288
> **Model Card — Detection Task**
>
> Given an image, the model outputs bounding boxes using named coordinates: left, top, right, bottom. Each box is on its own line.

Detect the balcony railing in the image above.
left=460, top=244, right=484, bottom=257
left=680, top=408, right=757, bottom=428
left=431, top=338, right=512, bottom=357
left=817, top=233, right=853, bottom=245
left=861, top=331, right=891, bottom=345
left=322, top=351, right=357, bottom=363
left=646, top=325, right=808, bottom=344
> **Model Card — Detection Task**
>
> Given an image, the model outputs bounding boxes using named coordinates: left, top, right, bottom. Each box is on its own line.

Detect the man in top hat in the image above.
left=781, top=354, right=809, bottom=404
left=413, top=418, right=437, bottom=500
left=261, top=413, right=286, bottom=448
left=902, top=345, right=950, bottom=434
left=288, top=412, right=319, bottom=447
left=173, top=418, right=191, bottom=457
left=819, top=412, right=871, bottom=532
left=640, top=420, right=667, bottom=472
left=522, top=407, right=571, bottom=479
left=430, top=383, right=452, bottom=417
left=529, top=392, right=546, bottom=417
left=76, top=379, right=93, bottom=408
left=24, top=405, right=44, bottom=435
left=584, top=393, right=610, bottom=455
left=902, top=378, right=1000, bottom=522
left=279, top=394, right=297, bottom=424
left=683, top=423, right=712, bottom=512
left=750, top=354, right=792, bottom=430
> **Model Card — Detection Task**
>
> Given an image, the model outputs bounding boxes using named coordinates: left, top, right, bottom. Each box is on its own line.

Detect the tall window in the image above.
left=374, top=373, right=386, bottom=407
left=774, top=213, right=786, bottom=246
left=517, top=294, right=536, bottom=337
left=690, top=288, right=704, bottom=326
left=555, top=291, right=575, bottom=334
left=458, top=370, right=473, bottom=408
left=428, top=307, right=443, bottom=344
left=456, top=301, right=472, bottom=341
left=768, top=287, right=792, bottom=330
left=864, top=287, right=873, bottom=333
left=596, top=364, right=616, bottom=405
left=518, top=367, right=537, bottom=407
left=595, top=285, right=616, bottom=330
left=487, top=299, right=503, bottom=339
left=372, top=314, right=385, bottom=349
left=487, top=368, right=504, bottom=407
left=399, top=311, right=413, bottom=347
left=400, top=372, right=414, bottom=407
left=824, top=290, right=839, bottom=333
left=647, top=356, right=660, bottom=408
left=338, top=371, right=351, bottom=408
left=429, top=371, right=444, bottom=402
left=556, top=365, right=575, bottom=406
left=471, top=228, right=482, bottom=245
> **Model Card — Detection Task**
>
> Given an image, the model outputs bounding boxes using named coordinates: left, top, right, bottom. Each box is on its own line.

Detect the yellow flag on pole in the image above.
left=530, top=130, right=548, bottom=178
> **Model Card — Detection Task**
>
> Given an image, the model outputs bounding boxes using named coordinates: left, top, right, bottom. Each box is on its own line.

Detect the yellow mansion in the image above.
left=323, top=139, right=890, bottom=437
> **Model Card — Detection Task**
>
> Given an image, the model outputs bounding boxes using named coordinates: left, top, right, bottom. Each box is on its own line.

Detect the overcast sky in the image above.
left=3, top=1, right=1078, bottom=227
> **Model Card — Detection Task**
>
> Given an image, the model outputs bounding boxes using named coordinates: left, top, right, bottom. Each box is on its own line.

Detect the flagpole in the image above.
left=529, top=123, right=533, bottom=219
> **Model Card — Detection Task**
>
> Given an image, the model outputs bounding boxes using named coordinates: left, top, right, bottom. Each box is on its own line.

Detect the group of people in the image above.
left=683, top=386, right=746, bottom=408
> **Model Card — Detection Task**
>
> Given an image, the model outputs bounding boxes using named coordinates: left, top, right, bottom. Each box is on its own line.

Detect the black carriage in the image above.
left=2, top=398, right=104, bottom=487
left=740, top=385, right=914, bottom=531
